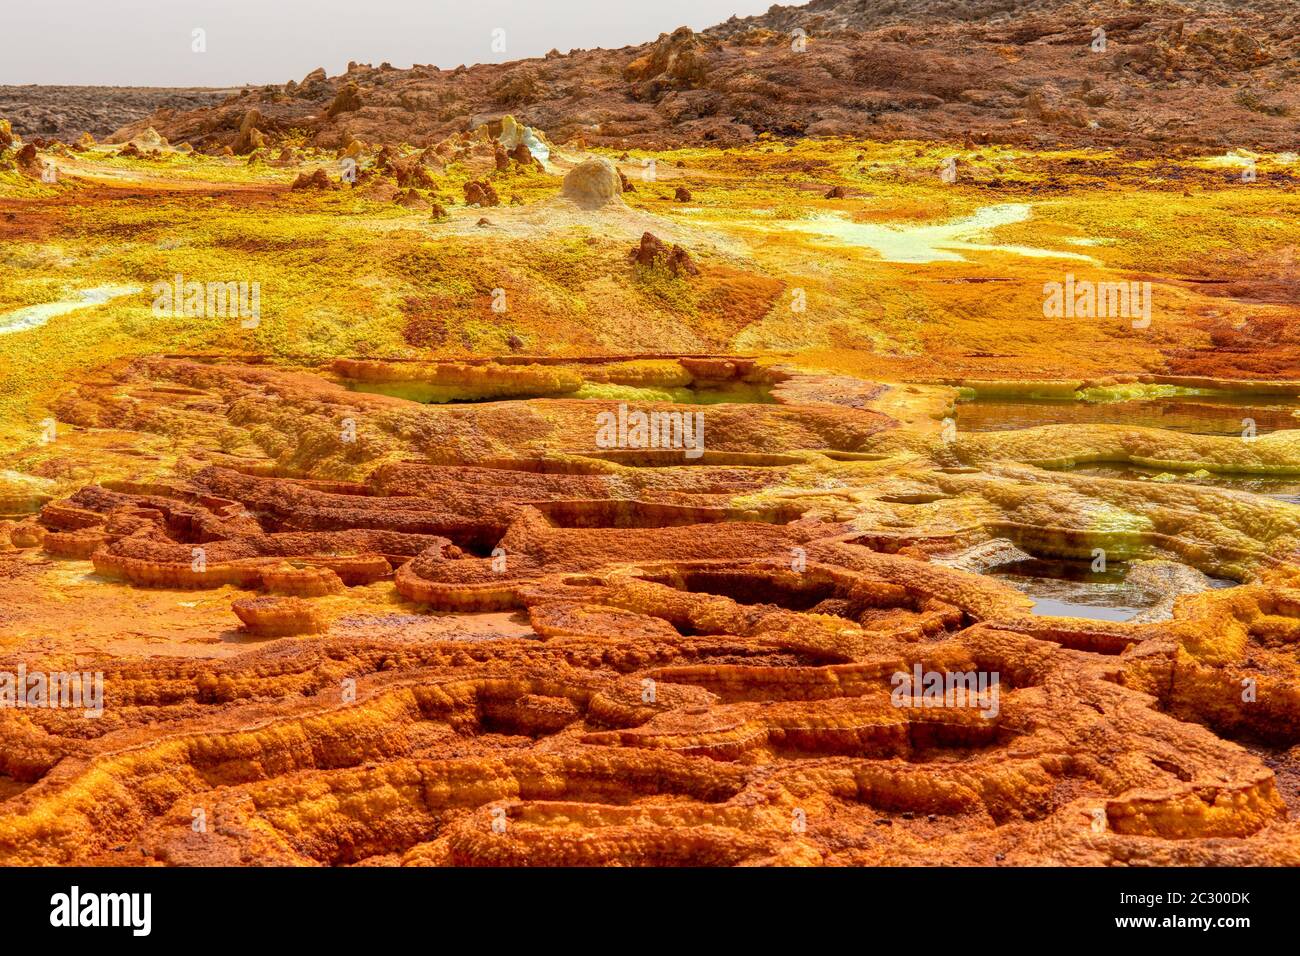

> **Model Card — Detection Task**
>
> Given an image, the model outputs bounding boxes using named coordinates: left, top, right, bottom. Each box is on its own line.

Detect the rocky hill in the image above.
left=102, top=0, right=1297, bottom=153
left=706, top=0, right=1276, bottom=36
left=0, top=85, right=234, bottom=141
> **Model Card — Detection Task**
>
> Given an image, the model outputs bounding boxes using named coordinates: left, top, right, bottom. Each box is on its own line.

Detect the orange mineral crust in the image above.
left=2, top=352, right=1300, bottom=867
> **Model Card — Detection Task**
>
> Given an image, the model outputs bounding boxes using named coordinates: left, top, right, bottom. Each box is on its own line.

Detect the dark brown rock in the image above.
left=629, top=231, right=699, bottom=277
left=464, top=179, right=499, bottom=207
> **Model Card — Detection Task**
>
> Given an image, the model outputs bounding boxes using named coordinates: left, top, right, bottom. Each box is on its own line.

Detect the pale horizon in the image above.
left=1, top=0, right=779, bottom=87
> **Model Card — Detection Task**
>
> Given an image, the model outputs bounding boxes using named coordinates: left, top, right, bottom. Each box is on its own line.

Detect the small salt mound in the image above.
left=561, top=158, right=624, bottom=210
left=131, top=127, right=168, bottom=150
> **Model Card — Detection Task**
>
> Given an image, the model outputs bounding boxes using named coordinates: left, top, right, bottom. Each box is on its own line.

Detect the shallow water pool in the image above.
left=779, top=203, right=1098, bottom=265
left=987, top=557, right=1234, bottom=622
left=0, top=284, right=141, bottom=336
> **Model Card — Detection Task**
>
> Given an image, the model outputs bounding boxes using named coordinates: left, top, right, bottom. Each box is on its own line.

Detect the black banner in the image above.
left=0, top=866, right=1281, bottom=941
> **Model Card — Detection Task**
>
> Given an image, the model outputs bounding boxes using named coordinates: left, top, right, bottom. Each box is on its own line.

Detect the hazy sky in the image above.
left=3, top=0, right=779, bottom=87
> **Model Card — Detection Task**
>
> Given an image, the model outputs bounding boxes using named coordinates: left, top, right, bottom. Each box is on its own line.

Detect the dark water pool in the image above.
left=987, top=557, right=1234, bottom=622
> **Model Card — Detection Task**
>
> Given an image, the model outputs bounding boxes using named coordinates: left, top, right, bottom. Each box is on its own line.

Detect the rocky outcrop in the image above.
left=1024, top=83, right=1088, bottom=128
left=629, top=232, right=699, bottom=277
left=624, top=26, right=713, bottom=93
left=394, top=188, right=429, bottom=209
left=15, top=142, right=40, bottom=175
left=325, top=82, right=364, bottom=118
left=463, top=179, right=499, bottom=207
left=290, top=167, right=337, bottom=190
left=232, top=110, right=266, bottom=154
